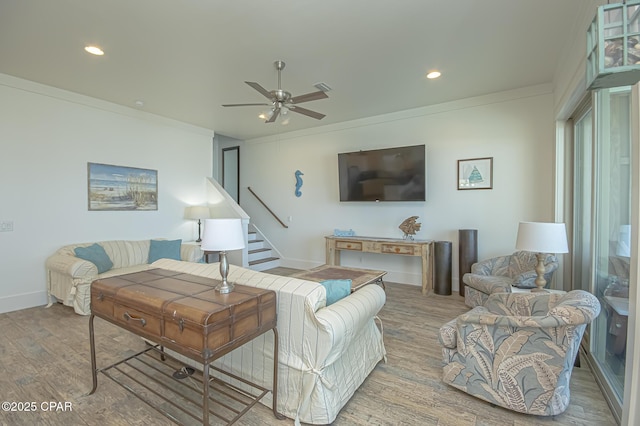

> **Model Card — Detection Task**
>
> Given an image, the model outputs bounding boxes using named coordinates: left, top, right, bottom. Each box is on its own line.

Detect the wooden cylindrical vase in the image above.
left=434, top=241, right=452, bottom=295
left=458, top=229, right=478, bottom=297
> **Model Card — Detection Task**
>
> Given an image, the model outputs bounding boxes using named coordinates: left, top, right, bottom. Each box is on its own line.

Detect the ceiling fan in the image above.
left=222, top=60, right=328, bottom=123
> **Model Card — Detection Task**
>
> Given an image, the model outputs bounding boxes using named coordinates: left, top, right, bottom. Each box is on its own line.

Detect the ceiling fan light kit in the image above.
left=223, top=60, right=328, bottom=124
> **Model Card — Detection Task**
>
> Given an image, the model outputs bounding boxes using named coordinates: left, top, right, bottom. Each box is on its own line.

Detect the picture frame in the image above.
left=88, top=162, right=158, bottom=211
left=457, top=157, right=493, bottom=190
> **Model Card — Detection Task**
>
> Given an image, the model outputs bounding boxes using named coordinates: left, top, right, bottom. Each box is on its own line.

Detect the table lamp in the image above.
left=200, top=218, right=245, bottom=294
left=515, top=222, right=569, bottom=292
left=184, top=206, right=211, bottom=242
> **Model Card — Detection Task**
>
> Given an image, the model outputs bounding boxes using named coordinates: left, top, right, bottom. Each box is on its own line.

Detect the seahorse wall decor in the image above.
left=295, top=170, right=304, bottom=197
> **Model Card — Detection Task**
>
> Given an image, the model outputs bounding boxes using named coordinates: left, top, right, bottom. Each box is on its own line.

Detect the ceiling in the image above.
left=0, top=0, right=587, bottom=141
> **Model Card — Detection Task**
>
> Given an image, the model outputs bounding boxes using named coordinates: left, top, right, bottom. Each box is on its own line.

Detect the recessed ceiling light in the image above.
left=84, top=45, right=104, bottom=56
left=426, top=71, right=441, bottom=79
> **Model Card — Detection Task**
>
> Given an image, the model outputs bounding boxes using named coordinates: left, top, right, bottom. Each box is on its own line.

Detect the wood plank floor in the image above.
left=0, top=268, right=616, bottom=425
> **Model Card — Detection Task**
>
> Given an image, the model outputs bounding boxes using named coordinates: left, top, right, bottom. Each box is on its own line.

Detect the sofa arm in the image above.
left=438, top=317, right=458, bottom=349
left=180, top=243, right=204, bottom=263
left=313, top=285, right=386, bottom=359
left=45, top=254, right=98, bottom=280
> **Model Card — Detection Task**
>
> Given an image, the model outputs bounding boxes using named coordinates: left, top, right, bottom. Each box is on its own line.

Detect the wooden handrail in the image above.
left=247, top=187, right=289, bottom=229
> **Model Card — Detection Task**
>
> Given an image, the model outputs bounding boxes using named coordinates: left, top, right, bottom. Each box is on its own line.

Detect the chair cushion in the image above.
left=148, top=239, right=182, bottom=263
left=463, top=274, right=513, bottom=294
left=74, top=243, right=113, bottom=274
left=320, top=279, right=352, bottom=305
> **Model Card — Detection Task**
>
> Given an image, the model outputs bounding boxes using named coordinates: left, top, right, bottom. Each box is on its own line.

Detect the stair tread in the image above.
left=248, top=239, right=264, bottom=244
left=249, top=248, right=271, bottom=254
left=249, top=257, right=279, bottom=265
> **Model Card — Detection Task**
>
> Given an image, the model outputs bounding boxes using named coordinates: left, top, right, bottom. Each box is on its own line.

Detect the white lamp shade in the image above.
left=515, top=222, right=569, bottom=254
left=201, top=218, right=245, bottom=251
left=184, top=206, right=211, bottom=220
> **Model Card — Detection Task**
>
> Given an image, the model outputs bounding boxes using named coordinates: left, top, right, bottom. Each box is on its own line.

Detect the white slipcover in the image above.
left=45, top=240, right=202, bottom=315
left=150, top=258, right=387, bottom=425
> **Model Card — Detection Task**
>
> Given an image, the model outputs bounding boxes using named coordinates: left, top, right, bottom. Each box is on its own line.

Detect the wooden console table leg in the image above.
left=421, top=248, right=427, bottom=295
left=421, top=244, right=431, bottom=295
left=88, top=314, right=98, bottom=395
left=326, top=240, right=340, bottom=265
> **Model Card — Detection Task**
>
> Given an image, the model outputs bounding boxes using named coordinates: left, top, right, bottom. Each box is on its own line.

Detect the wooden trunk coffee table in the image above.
left=291, top=265, right=386, bottom=292
left=88, top=269, right=283, bottom=425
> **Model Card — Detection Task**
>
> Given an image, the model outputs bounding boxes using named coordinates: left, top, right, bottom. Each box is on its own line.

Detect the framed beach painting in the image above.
left=88, top=163, right=158, bottom=211
left=457, top=157, right=493, bottom=190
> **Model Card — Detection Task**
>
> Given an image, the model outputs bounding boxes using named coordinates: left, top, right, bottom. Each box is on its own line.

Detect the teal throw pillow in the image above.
left=320, top=279, right=352, bottom=305
left=148, top=239, right=182, bottom=263
left=74, top=243, right=113, bottom=274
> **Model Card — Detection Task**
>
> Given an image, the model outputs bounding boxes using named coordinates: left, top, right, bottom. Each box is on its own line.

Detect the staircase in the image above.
left=247, top=228, right=280, bottom=271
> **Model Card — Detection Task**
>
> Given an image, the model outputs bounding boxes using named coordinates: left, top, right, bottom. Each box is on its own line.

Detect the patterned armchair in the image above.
left=438, top=290, right=600, bottom=416
left=463, top=251, right=559, bottom=307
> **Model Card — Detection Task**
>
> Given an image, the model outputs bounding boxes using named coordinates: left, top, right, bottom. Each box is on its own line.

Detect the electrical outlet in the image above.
left=0, top=220, right=14, bottom=232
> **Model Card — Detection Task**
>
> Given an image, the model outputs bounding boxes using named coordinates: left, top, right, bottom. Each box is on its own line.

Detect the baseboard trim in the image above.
left=0, top=290, right=48, bottom=314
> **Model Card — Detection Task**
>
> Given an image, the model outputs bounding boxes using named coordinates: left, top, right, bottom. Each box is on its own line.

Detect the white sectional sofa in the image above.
left=150, top=258, right=387, bottom=425
left=45, top=240, right=202, bottom=315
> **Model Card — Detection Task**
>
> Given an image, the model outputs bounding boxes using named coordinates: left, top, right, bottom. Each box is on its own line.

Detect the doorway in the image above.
left=222, top=146, right=240, bottom=203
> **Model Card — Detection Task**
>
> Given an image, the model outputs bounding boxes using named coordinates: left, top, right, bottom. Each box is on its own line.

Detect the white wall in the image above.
left=240, top=85, right=555, bottom=289
left=552, top=0, right=603, bottom=117
left=0, top=74, right=213, bottom=314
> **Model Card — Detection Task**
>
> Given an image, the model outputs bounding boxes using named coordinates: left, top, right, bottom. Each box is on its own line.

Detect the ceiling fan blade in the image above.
left=290, top=106, right=325, bottom=120
left=222, top=103, right=270, bottom=107
left=245, top=81, right=273, bottom=99
left=290, top=90, right=328, bottom=104
left=266, top=108, right=280, bottom=123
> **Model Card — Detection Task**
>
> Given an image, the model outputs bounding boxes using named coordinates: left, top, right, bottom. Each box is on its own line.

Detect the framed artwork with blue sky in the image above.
left=88, top=162, right=158, bottom=211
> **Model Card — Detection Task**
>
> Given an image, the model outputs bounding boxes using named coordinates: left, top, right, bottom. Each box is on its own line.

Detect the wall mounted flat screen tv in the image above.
left=338, top=144, right=426, bottom=202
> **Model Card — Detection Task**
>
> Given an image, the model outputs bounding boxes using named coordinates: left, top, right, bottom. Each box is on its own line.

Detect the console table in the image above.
left=325, top=236, right=434, bottom=294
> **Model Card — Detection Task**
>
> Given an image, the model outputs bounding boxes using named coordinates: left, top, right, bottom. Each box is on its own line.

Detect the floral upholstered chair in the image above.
left=463, top=251, right=559, bottom=307
left=438, top=290, right=600, bottom=416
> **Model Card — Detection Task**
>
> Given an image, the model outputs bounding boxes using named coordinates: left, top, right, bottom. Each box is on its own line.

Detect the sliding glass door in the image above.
left=573, top=87, right=632, bottom=420
left=591, top=88, right=631, bottom=409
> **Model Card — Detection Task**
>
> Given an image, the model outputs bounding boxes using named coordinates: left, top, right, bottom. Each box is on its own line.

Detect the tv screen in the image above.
left=338, top=145, right=426, bottom=202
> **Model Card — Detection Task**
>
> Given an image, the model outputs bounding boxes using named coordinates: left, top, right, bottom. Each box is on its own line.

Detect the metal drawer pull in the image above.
left=123, top=311, right=147, bottom=327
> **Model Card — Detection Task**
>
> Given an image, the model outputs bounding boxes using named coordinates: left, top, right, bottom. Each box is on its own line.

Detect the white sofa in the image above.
left=45, top=240, right=202, bottom=315
left=150, top=258, right=387, bottom=425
